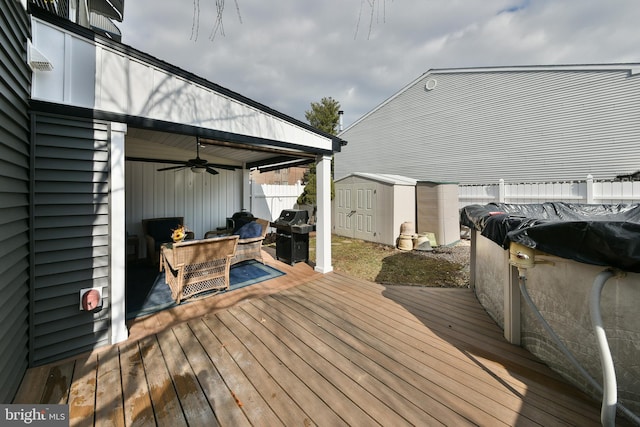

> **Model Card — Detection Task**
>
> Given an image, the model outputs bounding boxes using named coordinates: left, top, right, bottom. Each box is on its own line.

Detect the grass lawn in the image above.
left=307, top=234, right=469, bottom=287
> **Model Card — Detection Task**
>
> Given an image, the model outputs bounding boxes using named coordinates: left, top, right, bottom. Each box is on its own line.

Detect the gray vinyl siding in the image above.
left=31, top=114, right=111, bottom=366
left=0, top=0, right=30, bottom=403
left=337, top=68, right=640, bottom=185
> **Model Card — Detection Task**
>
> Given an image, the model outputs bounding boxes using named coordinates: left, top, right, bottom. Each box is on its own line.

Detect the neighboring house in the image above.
left=336, top=64, right=640, bottom=185
left=251, top=166, right=309, bottom=185
left=0, top=0, right=344, bottom=402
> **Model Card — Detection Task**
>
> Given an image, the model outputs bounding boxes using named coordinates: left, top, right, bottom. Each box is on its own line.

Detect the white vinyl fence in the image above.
left=252, top=176, right=640, bottom=224
left=250, top=182, right=305, bottom=221
left=459, top=175, right=640, bottom=208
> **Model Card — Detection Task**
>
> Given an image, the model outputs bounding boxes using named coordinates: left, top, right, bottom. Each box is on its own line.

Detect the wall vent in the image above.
left=27, top=40, right=54, bottom=72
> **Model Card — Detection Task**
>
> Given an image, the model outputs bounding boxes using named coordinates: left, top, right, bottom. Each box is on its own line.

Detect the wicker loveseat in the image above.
left=159, top=235, right=239, bottom=303
left=204, top=218, right=270, bottom=265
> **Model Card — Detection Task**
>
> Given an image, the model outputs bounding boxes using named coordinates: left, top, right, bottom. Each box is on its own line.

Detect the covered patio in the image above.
left=26, top=9, right=342, bottom=371
left=15, top=250, right=624, bottom=426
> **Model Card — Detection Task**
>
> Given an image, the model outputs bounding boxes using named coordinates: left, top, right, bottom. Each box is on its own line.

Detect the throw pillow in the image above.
left=235, top=221, right=262, bottom=239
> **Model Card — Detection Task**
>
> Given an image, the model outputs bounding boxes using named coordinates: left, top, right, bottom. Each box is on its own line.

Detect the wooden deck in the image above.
left=14, top=251, right=623, bottom=426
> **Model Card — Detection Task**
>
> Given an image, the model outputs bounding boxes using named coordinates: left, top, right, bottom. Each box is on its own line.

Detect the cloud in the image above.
left=119, top=0, right=640, bottom=128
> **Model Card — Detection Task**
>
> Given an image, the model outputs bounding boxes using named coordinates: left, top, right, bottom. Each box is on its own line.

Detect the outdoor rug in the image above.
left=126, top=260, right=285, bottom=319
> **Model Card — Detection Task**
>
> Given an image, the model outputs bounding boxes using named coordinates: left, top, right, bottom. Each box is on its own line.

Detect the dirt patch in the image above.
left=376, top=240, right=470, bottom=288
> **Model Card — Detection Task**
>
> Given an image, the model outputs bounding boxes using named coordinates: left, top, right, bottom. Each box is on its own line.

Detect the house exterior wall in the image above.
left=251, top=167, right=308, bottom=185
left=31, top=114, right=112, bottom=366
left=30, top=16, right=334, bottom=152
left=0, top=0, right=31, bottom=403
left=336, top=65, right=640, bottom=185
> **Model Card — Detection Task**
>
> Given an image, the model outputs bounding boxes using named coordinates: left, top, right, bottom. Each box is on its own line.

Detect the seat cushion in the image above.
left=234, top=221, right=263, bottom=239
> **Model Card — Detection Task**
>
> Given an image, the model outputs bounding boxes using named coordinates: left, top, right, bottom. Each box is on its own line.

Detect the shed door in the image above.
left=336, top=183, right=376, bottom=241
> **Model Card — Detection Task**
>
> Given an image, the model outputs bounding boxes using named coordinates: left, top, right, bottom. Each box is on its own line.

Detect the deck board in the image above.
left=196, top=316, right=284, bottom=426
left=95, top=346, right=125, bottom=427
left=172, top=322, right=250, bottom=427
left=225, top=304, right=381, bottom=426
left=156, top=328, right=216, bottom=427
left=14, top=250, right=628, bottom=426
left=305, top=275, right=596, bottom=426
left=249, top=292, right=451, bottom=426
left=279, top=277, right=508, bottom=426
left=41, top=359, right=74, bottom=405
left=119, top=341, right=155, bottom=427
left=69, top=353, right=98, bottom=427
left=197, top=314, right=311, bottom=427
left=138, top=335, right=186, bottom=427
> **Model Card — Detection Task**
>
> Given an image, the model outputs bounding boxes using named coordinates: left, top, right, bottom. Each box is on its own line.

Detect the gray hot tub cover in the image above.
left=460, top=202, right=640, bottom=273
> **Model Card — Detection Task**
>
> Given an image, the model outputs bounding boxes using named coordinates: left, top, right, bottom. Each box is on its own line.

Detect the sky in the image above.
left=118, top=0, right=640, bottom=129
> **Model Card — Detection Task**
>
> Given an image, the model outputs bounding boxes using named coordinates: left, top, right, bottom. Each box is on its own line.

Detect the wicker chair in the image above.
left=159, top=235, right=239, bottom=303
left=204, top=218, right=270, bottom=265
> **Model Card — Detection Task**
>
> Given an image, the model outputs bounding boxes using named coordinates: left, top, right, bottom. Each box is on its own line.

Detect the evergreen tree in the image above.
left=304, top=97, right=341, bottom=135
left=297, top=97, right=340, bottom=206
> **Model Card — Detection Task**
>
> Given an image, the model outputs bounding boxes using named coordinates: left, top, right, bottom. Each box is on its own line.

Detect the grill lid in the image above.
left=273, top=209, right=309, bottom=226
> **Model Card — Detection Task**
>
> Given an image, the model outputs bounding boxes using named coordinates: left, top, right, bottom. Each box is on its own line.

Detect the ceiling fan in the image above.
left=157, top=139, right=219, bottom=175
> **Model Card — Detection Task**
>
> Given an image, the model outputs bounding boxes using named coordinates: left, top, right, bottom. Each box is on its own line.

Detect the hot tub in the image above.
left=460, top=202, right=640, bottom=425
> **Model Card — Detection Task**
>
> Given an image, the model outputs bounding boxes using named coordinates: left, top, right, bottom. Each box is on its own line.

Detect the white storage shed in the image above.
left=333, top=173, right=416, bottom=247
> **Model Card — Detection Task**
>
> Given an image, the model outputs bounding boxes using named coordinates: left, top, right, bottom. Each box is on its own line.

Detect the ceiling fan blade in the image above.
left=205, top=166, right=219, bottom=175
left=204, top=162, right=237, bottom=171
left=157, top=165, right=187, bottom=171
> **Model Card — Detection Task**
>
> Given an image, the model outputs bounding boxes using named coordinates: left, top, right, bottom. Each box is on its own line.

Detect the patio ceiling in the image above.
left=125, top=127, right=317, bottom=171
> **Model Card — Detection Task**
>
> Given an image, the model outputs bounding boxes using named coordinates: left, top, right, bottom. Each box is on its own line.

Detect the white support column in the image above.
left=110, top=122, right=128, bottom=344
left=314, top=154, right=333, bottom=273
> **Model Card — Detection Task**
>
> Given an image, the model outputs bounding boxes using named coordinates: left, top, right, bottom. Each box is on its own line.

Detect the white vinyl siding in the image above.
left=125, top=161, right=244, bottom=250
left=30, top=17, right=334, bottom=152
left=337, top=67, right=640, bottom=185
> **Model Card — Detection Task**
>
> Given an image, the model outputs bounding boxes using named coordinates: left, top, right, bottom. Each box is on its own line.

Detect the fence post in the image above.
left=586, top=174, right=594, bottom=204
left=499, top=178, right=505, bottom=203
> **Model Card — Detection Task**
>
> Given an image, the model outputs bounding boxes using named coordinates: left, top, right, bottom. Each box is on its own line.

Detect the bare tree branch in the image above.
left=354, top=0, right=389, bottom=40
left=209, top=0, right=226, bottom=41
left=191, top=0, right=200, bottom=41
left=194, top=1, right=387, bottom=43
left=234, top=0, right=243, bottom=24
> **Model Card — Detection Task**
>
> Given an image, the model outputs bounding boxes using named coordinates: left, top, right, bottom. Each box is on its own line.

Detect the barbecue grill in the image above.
left=270, top=209, right=312, bottom=265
